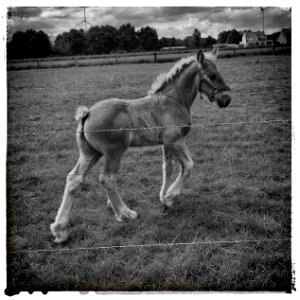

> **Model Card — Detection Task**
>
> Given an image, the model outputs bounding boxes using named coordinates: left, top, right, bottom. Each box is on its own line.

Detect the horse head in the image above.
left=196, top=48, right=231, bottom=108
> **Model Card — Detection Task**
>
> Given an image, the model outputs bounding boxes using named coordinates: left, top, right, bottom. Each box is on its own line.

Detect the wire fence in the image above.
left=8, top=237, right=290, bottom=254
left=7, top=118, right=291, bottom=138
left=7, top=117, right=292, bottom=254
left=7, top=118, right=291, bottom=179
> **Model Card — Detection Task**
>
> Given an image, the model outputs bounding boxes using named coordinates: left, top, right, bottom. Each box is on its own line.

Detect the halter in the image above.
left=198, top=70, right=230, bottom=100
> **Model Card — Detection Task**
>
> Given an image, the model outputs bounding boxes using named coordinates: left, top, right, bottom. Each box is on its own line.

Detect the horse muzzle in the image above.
left=213, top=89, right=231, bottom=108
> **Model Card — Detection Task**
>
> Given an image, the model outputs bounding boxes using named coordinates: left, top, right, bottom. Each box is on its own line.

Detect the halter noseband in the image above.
left=211, top=86, right=231, bottom=97
left=198, top=71, right=230, bottom=100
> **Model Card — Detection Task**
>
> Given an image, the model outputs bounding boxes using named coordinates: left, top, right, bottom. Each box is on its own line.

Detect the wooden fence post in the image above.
left=154, top=52, right=157, bottom=63
left=37, top=59, right=40, bottom=69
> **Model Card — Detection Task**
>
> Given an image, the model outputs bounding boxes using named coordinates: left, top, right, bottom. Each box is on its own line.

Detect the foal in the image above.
left=51, top=48, right=231, bottom=243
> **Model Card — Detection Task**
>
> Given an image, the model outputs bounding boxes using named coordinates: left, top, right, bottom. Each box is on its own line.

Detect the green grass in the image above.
left=6, top=55, right=291, bottom=293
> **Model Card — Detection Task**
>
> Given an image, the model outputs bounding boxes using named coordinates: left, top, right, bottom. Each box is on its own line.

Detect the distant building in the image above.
left=267, top=32, right=280, bottom=45
left=239, top=31, right=268, bottom=47
left=277, top=28, right=291, bottom=45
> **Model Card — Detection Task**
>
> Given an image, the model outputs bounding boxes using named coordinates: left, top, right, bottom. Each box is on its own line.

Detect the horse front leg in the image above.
left=100, top=151, right=138, bottom=222
left=163, top=140, right=194, bottom=208
left=159, top=145, right=174, bottom=207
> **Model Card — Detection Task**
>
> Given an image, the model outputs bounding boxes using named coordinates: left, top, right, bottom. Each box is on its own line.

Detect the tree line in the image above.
left=9, top=24, right=248, bottom=59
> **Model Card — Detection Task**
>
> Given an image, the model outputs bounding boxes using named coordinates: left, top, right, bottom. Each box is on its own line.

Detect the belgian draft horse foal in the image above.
left=51, top=48, right=231, bottom=243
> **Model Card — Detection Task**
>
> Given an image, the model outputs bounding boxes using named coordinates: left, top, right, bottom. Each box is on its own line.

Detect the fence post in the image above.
left=37, top=59, right=40, bottom=69
left=74, top=57, right=78, bottom=67
left=154, top=52, right=157, bottom=63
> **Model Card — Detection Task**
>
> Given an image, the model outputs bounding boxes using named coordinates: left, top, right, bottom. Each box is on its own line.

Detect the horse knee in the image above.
left=66, top=173, right=83, bottom=194
left=183, top=159, right=194, bottom=176
left=186, top=159, right=194, bottom=171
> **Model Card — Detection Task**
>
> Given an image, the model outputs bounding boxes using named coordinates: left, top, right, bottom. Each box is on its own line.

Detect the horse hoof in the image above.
left=116, top=209, right=138, bottom=222
left=50, top=223, right=69, bottom=243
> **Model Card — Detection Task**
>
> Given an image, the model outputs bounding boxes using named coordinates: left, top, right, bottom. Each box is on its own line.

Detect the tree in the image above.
left=217, top=30, right=230, bottom=43
left=68, top=29, right=87, bottom=55
left=183, top=36, right=193, bottom=48
left=138, top=26, right=159, bottom=51
left=54, top=29, right=87, bottom=55
left=159, top=37, right=182, bottom=48
left=8, top=29, right=52, bottom=59
left=192, top=28, right=201, bottom=49
left=87, top=25, right=119, bottom=54
left=226, top=29, right=242, bottom=44
left=53, top=32, right=71, bottom=55
left=159, top=37, right=170, bottom=48
left=206, top=35, right=217, bottom=48
left=118, top=23, right=139, bottom=52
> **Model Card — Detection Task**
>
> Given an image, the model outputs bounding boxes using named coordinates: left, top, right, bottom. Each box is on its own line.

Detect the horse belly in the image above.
left=130, top=129, right=162, bottom=147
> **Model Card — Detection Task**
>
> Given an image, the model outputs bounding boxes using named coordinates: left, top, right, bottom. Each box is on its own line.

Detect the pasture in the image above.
left=7, top=54, right=291, bottom=293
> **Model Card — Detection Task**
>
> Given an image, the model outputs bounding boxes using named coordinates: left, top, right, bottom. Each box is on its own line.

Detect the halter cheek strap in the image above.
left=198, top=72, right=230, bottom=99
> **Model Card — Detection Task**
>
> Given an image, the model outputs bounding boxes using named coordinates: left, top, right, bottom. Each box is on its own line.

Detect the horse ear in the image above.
left=210, top=47, right=219, bottom=61
left=196, top=49, right=204, bottom=64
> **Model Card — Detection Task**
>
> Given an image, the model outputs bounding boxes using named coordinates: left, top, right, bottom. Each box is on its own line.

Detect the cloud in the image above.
left=7, top=6, right=292, bottom=39
left=265, top=7, right=291, bottom=29
left=208, top=8, right=259, bottom=28
left=40, top=7, right=74, bottom=19
left=9, top=7, right=42, bottom=19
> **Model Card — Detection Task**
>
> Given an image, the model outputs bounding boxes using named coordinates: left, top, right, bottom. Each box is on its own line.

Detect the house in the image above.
left=277, top=28, right=291, bottom=45
left=239, top=31, right=268, bottom=48
left=267, top=32, right=280, bottom=45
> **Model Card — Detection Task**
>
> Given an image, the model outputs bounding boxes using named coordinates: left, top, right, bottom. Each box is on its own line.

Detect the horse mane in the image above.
left=148, top=52, right=216, bottom=96
left=147, top=56, right=196, bottom=95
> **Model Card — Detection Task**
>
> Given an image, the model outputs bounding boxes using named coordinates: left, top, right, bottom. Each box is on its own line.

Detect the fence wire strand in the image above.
left=7, top=118, right=291, bottom=138
left=7, top=117, right=291, bottom=255
left=8, top=237, right=290, bottom=254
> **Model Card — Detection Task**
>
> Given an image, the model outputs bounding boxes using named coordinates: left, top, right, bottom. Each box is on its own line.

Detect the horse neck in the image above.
left=172, top=63, right=199, bottom=109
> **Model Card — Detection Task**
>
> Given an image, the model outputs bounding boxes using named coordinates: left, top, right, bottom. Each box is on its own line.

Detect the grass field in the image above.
left=7, top=54, right=291, bottom=293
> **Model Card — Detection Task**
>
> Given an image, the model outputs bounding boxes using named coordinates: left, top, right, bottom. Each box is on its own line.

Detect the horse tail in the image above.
left=75, top=106, right=89, bottom=143
left=75, top=106, right=89, bottom=122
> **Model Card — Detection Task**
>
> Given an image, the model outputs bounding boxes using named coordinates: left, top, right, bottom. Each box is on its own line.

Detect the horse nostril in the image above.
left=224, top=97, right=231, bottom=107
left=217, top=94, right=231, bottom=108
left=222, top=94, right=231, bottom=107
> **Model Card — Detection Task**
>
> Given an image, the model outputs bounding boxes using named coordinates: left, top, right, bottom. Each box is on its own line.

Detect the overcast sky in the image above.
left=7, top=6, right=291, bottom=41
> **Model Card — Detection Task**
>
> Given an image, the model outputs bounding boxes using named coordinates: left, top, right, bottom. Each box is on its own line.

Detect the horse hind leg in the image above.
left=100, top=150, right=138, bottom=222
left=50, top=131, right=101, bottom=243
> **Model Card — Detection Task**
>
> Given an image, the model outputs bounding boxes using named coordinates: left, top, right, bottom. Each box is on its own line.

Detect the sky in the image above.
left=7, top=6, right=292, bottom=42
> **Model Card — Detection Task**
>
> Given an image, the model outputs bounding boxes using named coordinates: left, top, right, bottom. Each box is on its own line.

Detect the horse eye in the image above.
left=210, top=74, right=216, bottom=81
